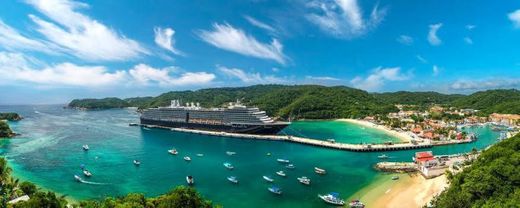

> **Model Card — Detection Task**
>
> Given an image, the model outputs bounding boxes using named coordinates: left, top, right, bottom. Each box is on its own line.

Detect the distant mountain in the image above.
left=451, top=89, right=520, bottom=115
left=68, top=97, right=130, bottom=109
left=373, top=91, right=465, bottom=105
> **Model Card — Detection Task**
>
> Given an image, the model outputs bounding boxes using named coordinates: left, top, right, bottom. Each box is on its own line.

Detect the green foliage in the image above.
left=451, top=89, right=520, bottom=115
left=374, top=91, right=464, bottom=105
left=0, top=113, right=22, bottom=121
left=19, top=181, right=37, bottom=196
left=68, top=97, right=130, bottom=109
left=0, top=121, right=14, bottom=138
left=13, top=191, right=67, bottom=208
left=429, top=134, right=520, bottom=208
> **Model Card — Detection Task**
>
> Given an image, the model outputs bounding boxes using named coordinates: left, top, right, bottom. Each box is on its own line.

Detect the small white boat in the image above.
left=318, top=193, right=346, bottom=206
left=168, top=149, right=178, bottom=155
left=143, top=127, right=151, bottom=130
left=349, top=199, right=365, bottom=208
left=196, top=154, right=204, bottom=157
left=183, top=156, right=191, bottom=161
left=315, top=167, right=327, bottom=175
left=266, top=152, right=271, bottom=156
left=391, top=176, right=399, bottom=180
left=297, top=176, right=311, bottom=185
left=268, top=186, right=282, bottom=195
left=263, top=175, right=274, bottom=183
left=276, top=170, right=286, bottom=177
left=327, top=139, right=336, bottom=143
left=186, top=175, right=194, bottom=185
left=277, top=159, right=290, bottom=163
left=82, top=145, right=89, bottom=151
left=133, top=160, right=141, bottom=166
left=74, top=175, right=82, bottom=182
left=223, top=162, right=234, bottom=170
left=227, top=176, right=238, bottom=184
left=378, top=154, right=389, bottom=159
left=83, top=170, right=92, bottom=177
left=285, top=164, right=295, bottom=169
left=226, top=151, right=236, bottom=156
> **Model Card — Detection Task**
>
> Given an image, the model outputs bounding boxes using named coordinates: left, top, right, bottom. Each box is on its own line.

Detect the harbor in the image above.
left=134, top=123, right=480, bottom=152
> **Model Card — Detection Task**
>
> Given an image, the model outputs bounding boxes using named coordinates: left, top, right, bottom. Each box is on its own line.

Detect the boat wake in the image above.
left=76, top=178, right=109, bottom=185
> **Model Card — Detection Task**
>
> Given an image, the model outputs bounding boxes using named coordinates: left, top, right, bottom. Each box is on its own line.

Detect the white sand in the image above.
left=337, top=119, right=413, bottom=142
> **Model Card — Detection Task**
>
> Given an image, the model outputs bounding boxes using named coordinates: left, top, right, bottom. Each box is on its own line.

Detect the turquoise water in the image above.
left=0, top=105, right=500, bottom=207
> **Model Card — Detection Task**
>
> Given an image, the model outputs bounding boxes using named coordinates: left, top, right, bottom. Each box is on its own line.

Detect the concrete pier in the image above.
left=136, top=124, right=475, bottom=152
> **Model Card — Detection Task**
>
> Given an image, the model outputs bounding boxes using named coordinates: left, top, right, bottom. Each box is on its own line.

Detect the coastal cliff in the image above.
left=0, top=112, right=22, bottom=121
left=0, top=120, right=15, bottom=138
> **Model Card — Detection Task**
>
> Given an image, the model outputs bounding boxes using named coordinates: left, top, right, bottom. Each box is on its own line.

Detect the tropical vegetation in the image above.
left=0, top=121, right=14, bottom=138
left=0, top=113, right=22, bottom=121
left=429, top=133, right=520, bottom=207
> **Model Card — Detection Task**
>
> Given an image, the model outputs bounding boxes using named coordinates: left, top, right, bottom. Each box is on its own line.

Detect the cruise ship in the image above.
left=140, top=100, right=290, bottom=135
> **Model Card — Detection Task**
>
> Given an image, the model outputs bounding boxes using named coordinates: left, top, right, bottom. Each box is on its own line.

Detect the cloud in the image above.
left=428, top=23, right=442, bottom=45
left=432, top=65, right=440, bottom=76
left=0, top=19, right=60, bottom=54
left=0, top=52, right=215, bottom=87
left=464, top=37, right=473, bottom=45
left=305, top=76, right=340, bottom=81
left=129, top=64, right=215, bottom=86
left=218, top=65, right=283, bottom=83
left=396, top=35, right=413, bottom=45
left=25, top=0, right=148, bottom=61
left=154, top=27, right=183, bottom=55
left=465, top=24, right=476, bottom=30
left=450, top=78, right=520, bottom=91
left=244, top=15, right=276, bottom=33
left=350, top=66, right=411, bottom=91
left=305, top=0, right=386, bottom=39
left=508, top=9, right=520, bottom=28
left=416, top=55, right=428, bottom=63
left=198, top=23, right=286, bottom=64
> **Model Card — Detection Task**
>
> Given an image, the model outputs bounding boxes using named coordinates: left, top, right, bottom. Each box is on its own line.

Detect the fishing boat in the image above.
left=74, top=175, right=82, bottom=182
left=327, top=139, right=336, bottom=143
left=223, top=162, right=234, bottom=170
left=377, top=154, right=389, bottom=159
left=168, top=149, right=178, bottom=155
left=226, top=151, right=236, bottom=156
left=183, top=156, right=191, bottom=161
left=263, top=175, right=274, bottom=183
left=318, top=192, right=345, bottom=206
left=196, top=154, right=204, bottom=157
left=277, top=159, right=290, bottom=163
left=285, top=164, right=295, bottom=169
left=314, top=167, right=326, bottom=175
left=268, top=186, right=282, bottom=195
left=82, top=145, right=89, bottom=151
left=276, top=170, right=286, bottom=177
left=266, top=152, right=271, bottom=156
left=391, top=176, right=399, bottom=180
left=297, top=176, right=311, bottom=185
left=133, top=160, right=141, bottom=166
left=349, top=199, right=365, bottom=208
left=83, top=170, right=92, bottom=177
left=186, top=175, right=194, bottom=185
left=227, top=176, right=238, bottom=184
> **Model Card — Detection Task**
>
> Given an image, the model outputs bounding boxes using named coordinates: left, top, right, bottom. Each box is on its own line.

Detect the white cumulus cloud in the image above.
left=350, top=67, right=411, bottom=91
left=0, top=19, right=60, bottom=55
left=198, top=23, right=287, bottom=64
left=154, top=27, right=183, bottom=55
left=432, top=65, right=440, bottom=76
left=450, top=78, right=520, bottom=91
left=508, top=9, right=520, bottom=28
left=305, top=76, right=340, bottom=81
left=305, top=0, right=386, bottom=39
left=218, top=65, right=283, bottom=83
left=428, top=23, right=442, bottom=46
left=25, top=0, right=148, bottom=61
left=129, top=64, right=215, bottom=86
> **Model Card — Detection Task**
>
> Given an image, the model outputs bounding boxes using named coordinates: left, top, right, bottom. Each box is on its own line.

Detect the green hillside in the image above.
left=374, top=91, right=465, bottom=105
left=68, top=97, right=130, bottom=109
left=429, top=133, right=520, bottom=207
left=451, top=89, right=520, bottom=115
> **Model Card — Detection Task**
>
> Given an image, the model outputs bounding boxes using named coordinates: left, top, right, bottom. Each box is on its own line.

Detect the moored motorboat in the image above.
left=277, top=159, right=290, bottom=163
left=186, top=175, right=194, bottom=185
left=314, top=167, right=326, bottom=175
left=377, top=154, right=389, bottom=159
left=266, top=152, right=271, bottom=156
left=349, top=199, right=365, bottom=208
left=268, top=186, right=282, bottom=195
left=276, top=170, right=286, bottom=177
left=391, top=176, right=399, bottom=180
left=318, top=192, right=345, bottom=206
left=168, top=149, right=178, bottom=155
left=83, top=170, right=92, bottom=177
left=183, top=156, right=191, bottom=161
left=227, top=176, right=238, bottom=184
left=226, top=151, right=236, bottom=156
left=82, top=145, right=89, bottom=151
left=297, top=176, right=311, bottom=185
left=263, top=175, right=274, bottom=182
left=223, top=162, right=234, bottom=170
left=133, top=160, right=141, bottom=166
left=285, top=164, right=295, bottom=169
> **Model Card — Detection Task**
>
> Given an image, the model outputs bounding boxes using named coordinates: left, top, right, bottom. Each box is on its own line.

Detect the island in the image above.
left=0, top=120, right=15, bottom=138
left=0, top=112, right=22, bottom=121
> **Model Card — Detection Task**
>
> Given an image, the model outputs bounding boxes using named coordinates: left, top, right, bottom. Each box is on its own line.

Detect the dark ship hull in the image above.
left=140, top=118, right=289, bottom=135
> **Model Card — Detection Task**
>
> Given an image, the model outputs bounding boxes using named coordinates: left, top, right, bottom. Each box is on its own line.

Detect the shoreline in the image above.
left=337, top=119, right=413, bottom=143
left=351, top=173, right=448, bottom=208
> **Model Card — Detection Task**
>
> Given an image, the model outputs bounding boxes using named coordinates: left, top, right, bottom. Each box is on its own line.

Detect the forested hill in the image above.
left=451, top=89, right=520, bottom=115
left=430, top=133, right=520, bottom=207
left=373, top=91, right=464, bottom=105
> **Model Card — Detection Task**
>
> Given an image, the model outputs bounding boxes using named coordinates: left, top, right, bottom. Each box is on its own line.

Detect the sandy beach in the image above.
left=352, top=173, right=448, bottom=208
left=337, top=119, right=413, bottom=142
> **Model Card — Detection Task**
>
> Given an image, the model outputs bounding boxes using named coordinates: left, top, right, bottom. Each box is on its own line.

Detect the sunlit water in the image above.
left=0, top=105, right=500, bottom=207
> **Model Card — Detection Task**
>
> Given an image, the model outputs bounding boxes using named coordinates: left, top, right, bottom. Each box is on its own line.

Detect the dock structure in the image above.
left=136, top=124, right=447, bottom=152
left=374, top=162, right=417, bottom=173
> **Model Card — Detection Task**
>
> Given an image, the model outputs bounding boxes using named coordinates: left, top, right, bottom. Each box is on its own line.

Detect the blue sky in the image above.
left=1, top=0, right=520, bottom=104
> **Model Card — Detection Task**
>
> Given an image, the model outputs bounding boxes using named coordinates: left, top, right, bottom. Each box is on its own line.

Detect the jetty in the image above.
left=374, top=162, right=417, bottom=173
left=134, top=124, right=458, bottom=152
